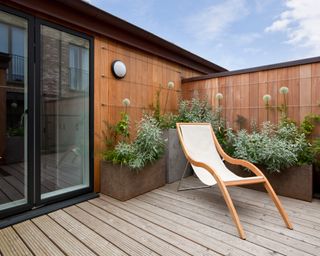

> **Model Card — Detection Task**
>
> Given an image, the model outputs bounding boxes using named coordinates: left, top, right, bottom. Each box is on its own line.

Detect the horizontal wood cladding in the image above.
left=94, top=36, right=202, bottom=192
left=182, top=63, right=320, bottom=131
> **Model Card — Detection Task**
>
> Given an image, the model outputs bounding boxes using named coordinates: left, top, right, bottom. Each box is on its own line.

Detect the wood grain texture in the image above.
left=2, top=179, right=320, bottom=256
left=182, top=62, right=320, bottom=130
left=93, top=36, right=203, bottom=192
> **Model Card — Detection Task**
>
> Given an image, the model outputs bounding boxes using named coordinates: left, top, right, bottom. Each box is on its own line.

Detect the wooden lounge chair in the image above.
left=176, top=123, right=293, bottom=239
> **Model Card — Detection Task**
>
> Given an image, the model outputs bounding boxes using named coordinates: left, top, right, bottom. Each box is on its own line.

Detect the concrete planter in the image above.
left=163, top=128, right=192, bottom=183
left=226, top=163, right=313, bottom=202
left=100, top=157, right=166, bottom=201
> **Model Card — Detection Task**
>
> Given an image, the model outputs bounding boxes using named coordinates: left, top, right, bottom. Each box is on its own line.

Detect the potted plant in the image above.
left=100, top=99, right=166, bottom=201
left=225, top=120, right=314, bottom=201
left=155, top=90, right=226, bottom=183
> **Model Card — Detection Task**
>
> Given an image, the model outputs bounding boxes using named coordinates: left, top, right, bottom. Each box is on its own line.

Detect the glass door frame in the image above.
left=0, top=4, right=94, bottom=219
left=0, top=4, right=35, bottom=219
left=34, top=18, right=94, bottom=206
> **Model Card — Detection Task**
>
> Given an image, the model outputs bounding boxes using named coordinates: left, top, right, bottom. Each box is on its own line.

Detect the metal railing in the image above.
left=7, top=54, right=24, bottom=82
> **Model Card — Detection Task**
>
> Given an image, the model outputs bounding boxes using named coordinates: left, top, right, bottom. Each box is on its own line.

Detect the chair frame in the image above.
left=176, top=122, right=293, bottom=240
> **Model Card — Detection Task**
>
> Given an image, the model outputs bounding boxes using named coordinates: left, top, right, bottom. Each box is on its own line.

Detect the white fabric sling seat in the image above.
left=176, top=123, right=293, bottom=239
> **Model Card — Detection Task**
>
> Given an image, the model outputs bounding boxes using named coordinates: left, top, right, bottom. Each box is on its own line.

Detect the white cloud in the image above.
left=235, top=32, right=261, bottom=44
left=185, top=0, right=249, bottom=42
left=265, top=19, right=290, bottom=32
left=265, top=0, right=320, bottom=55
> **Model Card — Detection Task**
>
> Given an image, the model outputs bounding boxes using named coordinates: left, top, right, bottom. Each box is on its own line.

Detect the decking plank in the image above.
left=226, top=181, right=320, bottom=213
left=100, top=195, right=251, bottom=256
left=49, top=209, right=127, bottom=256
left=180, top=178, right=320, bottom=224
left=163, top=181, right=320, bottom=231
left=32, top=215, right=96, bottom=256
left=141, top=190, right=319, bottom=255
left=133, top=195, right=279, bottom=256
left=89, top=198, right=218, bottom=256
left=13, top=220, right=65, bottom=256
left=1, top=177, right=320, bottom=256
left=78, top=201, right=189, bottom=256
left=64, top=205, right=159, bottom=256
left=0, top=186, right=10, bottom=204
left=157, top=186, right=320, bottom=239
left=217, top=185, right=320, bottom=221
left=0, top=178, right=23, bottom=201
left=4, top=176, right=24, bottom=195
left=0, top=226, right=32, bottom=256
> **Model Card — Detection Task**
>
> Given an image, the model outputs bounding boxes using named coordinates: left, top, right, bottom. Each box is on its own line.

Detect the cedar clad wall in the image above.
left=182, top=63, right=320, bottom=131
left=94, top=36, right=203, bottom=191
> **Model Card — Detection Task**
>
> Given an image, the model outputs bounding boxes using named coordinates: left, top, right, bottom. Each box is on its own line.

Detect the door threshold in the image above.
left=0, top=192, right=98, bottom=228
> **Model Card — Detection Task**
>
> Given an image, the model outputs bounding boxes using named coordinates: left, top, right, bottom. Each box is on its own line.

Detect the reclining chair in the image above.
left=176, top=123, right=293, bottom=239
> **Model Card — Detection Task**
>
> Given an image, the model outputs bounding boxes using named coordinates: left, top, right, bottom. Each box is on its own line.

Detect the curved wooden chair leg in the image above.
left=264, top=180, right=293, bottom=229
left=219, top=185, right=246, bottom=239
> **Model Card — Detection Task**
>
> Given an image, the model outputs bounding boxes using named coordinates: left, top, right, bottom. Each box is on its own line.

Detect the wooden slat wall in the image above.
left=94, top=36, right=202, bottom=192
left=182, top=63, right=320, bottom=131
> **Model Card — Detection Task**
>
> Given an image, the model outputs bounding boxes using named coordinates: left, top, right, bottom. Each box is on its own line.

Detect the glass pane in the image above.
left=0, top=11, right=28, bottom=211
left=0, top=23, right=8, bottom=53
left=40, top=25, right=90, bottom=199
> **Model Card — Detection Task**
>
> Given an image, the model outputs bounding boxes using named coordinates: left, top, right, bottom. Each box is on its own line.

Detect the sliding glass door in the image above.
left=38, top=23, right=91, bottom=201
left=0, top=5, right=93, bottom=219
left=0, top=9, right=31, bottom=216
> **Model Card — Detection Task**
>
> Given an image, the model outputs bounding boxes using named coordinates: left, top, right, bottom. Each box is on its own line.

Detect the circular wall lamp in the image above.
left=111, top=60, right=127, bottom=79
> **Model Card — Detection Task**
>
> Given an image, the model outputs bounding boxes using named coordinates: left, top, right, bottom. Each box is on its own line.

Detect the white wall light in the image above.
left=111, top=60, right=127, bottom=79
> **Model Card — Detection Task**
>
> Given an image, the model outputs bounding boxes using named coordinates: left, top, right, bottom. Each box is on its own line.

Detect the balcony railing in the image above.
left=7, top=54, right=24, bottom=82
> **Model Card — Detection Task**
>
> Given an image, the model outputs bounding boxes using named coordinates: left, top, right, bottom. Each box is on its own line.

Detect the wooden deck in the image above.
left=1, top=176, right=320, bottom=256
left=0, top=152, right=83, bottom=205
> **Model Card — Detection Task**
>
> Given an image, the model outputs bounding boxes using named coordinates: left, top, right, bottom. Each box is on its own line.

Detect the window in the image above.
left=0, top=22, right=26, bottom=81
left=69, top=44, right=89, bottom=91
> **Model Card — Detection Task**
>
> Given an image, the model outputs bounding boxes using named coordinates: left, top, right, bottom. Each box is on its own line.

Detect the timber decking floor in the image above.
left=1, top=176, right=320, bottom=256
left=0, top=153, right=83, bottom=205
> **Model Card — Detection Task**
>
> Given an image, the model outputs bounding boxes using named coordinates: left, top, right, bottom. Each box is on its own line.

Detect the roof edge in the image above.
left=182, top=56, right=320, bottom=83
left=3, top=0, right=227, bottom=74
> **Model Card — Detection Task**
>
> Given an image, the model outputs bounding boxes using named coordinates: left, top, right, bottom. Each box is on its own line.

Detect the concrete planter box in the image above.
left=100, top=157, right=166, bottom=201
left=226, top=163, right=313, bottom=202
left=163, top=128, right=192, bottom=183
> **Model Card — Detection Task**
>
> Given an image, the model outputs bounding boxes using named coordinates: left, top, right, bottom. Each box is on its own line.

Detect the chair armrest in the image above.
left=224, top=155, right=265, bottom=178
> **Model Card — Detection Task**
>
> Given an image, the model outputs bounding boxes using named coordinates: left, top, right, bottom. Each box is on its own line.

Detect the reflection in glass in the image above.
left=40, top=25, right=90, bottom=198
left=0, top=11, right=28, bottom=210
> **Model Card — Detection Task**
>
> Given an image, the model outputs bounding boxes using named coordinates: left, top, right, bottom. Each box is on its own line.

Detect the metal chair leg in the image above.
left=177, top=161, right=212, bottom=191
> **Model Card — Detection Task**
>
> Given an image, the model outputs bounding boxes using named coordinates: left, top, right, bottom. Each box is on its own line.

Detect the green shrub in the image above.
left=229, top=122, right=311, bottom=173
left=312, top=138, right=320, bottom=166
left=103, top=115, right=165, bottom=170
left=300, top=113, right=320, bottom=137
left=157, top=98, right=224, bottom=130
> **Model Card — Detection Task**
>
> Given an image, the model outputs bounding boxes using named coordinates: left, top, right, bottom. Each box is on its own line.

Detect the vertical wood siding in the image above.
left=94, top=36, right=202, bottom=191
left=182, top=63, right=320, bottom=131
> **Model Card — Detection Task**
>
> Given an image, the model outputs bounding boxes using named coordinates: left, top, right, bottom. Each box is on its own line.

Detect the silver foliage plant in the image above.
left=178, top=98, right=224, bottom=130
left=229, top=122, right=308, bottom=173
left=109, top=115, right=165, bottom=170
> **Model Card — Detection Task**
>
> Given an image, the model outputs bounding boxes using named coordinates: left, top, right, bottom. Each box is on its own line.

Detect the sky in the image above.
left=88, top=0, right=320, bottom=71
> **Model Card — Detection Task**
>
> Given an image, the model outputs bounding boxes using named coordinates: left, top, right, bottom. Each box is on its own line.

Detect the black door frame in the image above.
left=34, top=18, right=94, bottom=206
left=0, top=4, right=35, bottom=219
left=0, top=4, right=94, bottom=219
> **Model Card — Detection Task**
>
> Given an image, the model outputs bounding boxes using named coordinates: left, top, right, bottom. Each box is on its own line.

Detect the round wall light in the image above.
left=111, top=60, right=127, bottom=79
